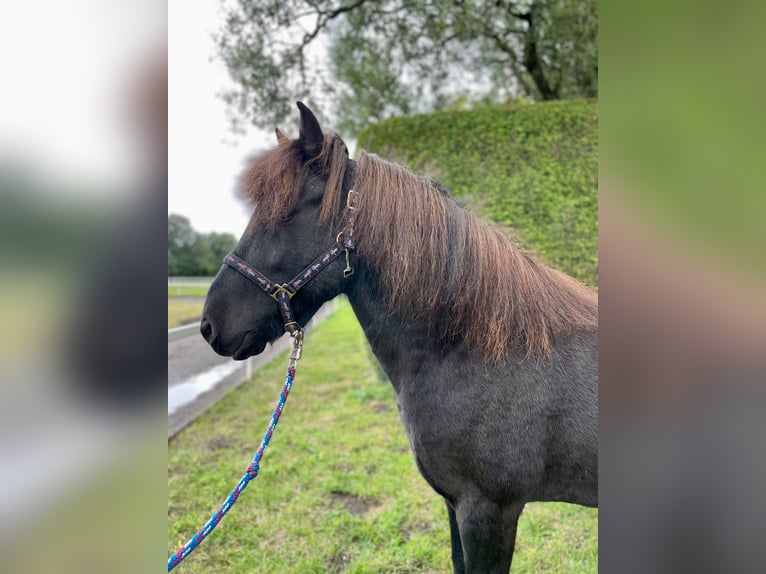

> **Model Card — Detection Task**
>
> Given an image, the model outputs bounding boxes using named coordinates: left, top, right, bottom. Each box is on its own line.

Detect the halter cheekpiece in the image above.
left=224, top=189, right=358, bottom=335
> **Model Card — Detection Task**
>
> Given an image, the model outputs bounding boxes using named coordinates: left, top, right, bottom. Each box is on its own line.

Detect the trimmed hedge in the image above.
left=357, top=100, right=598, bottom=286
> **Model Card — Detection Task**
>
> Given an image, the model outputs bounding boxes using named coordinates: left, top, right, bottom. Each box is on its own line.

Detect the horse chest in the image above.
left=392, top=385, right=469, bottom=498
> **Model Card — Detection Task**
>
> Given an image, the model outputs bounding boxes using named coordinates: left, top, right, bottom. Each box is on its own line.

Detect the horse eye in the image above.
left=283, top=213, right=295, bottom=224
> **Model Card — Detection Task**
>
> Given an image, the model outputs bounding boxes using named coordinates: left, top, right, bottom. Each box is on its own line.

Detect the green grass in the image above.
left=168, top=302, right=597, bottom=572
left=358, top=100, right=598, bottom=287
left=168, top=300, right=204, bottom=328
left=168, top=284, right=209, bottom=298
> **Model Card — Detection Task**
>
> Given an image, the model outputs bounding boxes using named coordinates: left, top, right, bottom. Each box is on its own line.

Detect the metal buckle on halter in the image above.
left=336, top=231, right=354, bottom=278
left=289, top=329, right=304, bottom=362
left=269, top=284, right=296, bottom=302
left=346, top=189, right=358, bottom=210
left=343, top=248, right=354, bottom=278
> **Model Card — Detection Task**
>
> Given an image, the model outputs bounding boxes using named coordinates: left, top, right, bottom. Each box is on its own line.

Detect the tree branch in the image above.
left=521, top=9, right=558, bottom=100
left=324, top=0, right=371, bottom=20
left=300, top=0, right=372, bottom=52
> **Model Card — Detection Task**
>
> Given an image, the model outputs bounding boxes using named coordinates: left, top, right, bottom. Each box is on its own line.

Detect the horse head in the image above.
left=201, top=102, right=353, bottom=359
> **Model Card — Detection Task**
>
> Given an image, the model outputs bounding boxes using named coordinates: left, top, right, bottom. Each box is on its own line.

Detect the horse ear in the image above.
left=296, top=101, right=324, bottom=159
left=275, top=128, right=287, bottom=143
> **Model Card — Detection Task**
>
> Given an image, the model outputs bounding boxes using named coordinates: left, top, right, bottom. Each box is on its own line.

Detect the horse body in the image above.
left=347, top=267, right=597, bottom=572
left=201, top=102, right=597, bottom=573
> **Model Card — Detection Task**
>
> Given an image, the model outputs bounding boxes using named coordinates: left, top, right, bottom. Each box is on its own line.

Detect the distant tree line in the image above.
left=168, top=214, right=236, bottom=276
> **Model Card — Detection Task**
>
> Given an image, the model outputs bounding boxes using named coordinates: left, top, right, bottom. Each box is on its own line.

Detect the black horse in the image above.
left=201, top=102, right=598, bottom=573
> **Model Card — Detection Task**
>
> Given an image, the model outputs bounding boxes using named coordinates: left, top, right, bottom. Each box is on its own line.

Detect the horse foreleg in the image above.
left=447, top=501, right=466, bottom=574
left=456, top=497, right=524, bottom=574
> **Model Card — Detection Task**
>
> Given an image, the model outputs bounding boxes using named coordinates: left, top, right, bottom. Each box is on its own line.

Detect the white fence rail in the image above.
left=168, top=323, right=200, bottom=342
left=168, top=276, right=214, bottom=285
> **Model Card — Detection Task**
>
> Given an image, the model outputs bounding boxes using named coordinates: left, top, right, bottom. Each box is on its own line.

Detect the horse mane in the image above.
left=354, top=151, right=598, bottom=362
left=240, top=134, right=348, bottom=231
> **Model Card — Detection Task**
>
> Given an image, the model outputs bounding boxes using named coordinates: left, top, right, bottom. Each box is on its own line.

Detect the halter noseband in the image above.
left=223, top=190, right=358, bottom=336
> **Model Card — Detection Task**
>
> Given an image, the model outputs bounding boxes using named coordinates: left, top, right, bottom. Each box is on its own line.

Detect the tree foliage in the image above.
left=168, top=214, right=236, bottom=276
left=217, top=0, right=597, bottom=132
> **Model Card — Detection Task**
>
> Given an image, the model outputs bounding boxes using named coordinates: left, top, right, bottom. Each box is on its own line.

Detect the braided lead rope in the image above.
left=168, top=331, right=304, bottom=571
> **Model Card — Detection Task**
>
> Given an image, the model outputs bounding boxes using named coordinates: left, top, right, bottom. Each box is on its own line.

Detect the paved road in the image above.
left=168, top=325, right=229, bottom=387
left=167, top=330, right=291, bottom=438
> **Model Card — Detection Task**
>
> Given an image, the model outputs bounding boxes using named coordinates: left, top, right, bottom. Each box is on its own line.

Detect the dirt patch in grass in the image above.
left=206, top=435, right=236, bottom=451
left=371, top=402, right=391, bottom=413
left=403, top=521, right=433, bottom=540
left=329, top=551, right=353, bottom=573
left=330, top=491, right=373, bottom=515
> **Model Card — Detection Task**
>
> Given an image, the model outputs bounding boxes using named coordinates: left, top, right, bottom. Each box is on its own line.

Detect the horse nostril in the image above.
left=200, top=318, right=212, bottom=340
left=200, top=318, right=220, bottom=351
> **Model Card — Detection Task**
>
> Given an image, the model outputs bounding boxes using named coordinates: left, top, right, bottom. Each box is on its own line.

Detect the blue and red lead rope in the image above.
left=168, top=361, right=297, bottom=571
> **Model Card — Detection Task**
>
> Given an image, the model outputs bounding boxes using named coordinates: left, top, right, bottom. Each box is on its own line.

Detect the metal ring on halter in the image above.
left=346, top=189, right=358, bottom=210
left=269, top=284, right=296, bottom=302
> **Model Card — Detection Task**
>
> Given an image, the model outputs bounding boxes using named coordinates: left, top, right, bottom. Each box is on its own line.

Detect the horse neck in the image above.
left=344, top=262, right=445, bottom=391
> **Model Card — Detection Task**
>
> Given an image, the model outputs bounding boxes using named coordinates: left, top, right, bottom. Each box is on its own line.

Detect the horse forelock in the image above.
left=240, top=134, right=348, bottom=232
left=353, top=150, right=598, bottom=362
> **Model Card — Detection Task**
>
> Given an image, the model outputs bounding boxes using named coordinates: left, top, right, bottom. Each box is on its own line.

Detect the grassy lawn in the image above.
left=168, top=284, right=210, bottom=298
left=168, top=300, right=204, bottom=328
left=168, top=302, right=597, bottom=572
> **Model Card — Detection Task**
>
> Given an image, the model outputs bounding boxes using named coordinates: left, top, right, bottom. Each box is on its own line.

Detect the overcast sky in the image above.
left=168, top=0, right=269, bottom=238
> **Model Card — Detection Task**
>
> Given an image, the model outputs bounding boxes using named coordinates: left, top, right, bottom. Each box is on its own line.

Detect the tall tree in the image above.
left=217, top=0, right=597, bottom=132
left=197, top=232, right=238, bottom=275
left=168, top=214, right=236, bottom=276
left=168, top=214, right=196, bottom=276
